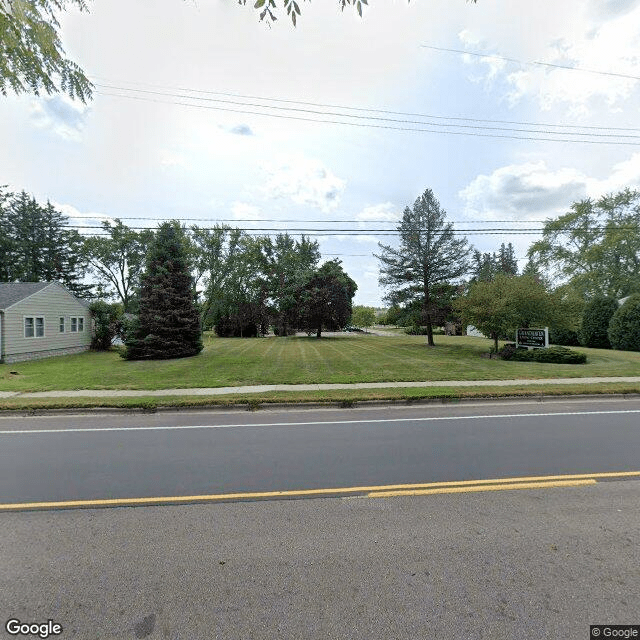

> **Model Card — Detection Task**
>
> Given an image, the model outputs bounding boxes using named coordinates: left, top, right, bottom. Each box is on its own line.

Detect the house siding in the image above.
left=1, top=284, right=92, bottom=363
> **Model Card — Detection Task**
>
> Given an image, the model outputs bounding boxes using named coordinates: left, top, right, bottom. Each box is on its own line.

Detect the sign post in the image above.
left=516, top=327, right=549, bottom=350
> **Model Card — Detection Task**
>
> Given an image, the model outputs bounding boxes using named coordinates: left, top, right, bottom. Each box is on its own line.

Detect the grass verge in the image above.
left=1, top=382, right=639, bottom=412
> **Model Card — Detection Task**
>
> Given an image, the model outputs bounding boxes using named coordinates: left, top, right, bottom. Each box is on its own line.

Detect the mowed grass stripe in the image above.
left=2, top=334, right=640, bottom=392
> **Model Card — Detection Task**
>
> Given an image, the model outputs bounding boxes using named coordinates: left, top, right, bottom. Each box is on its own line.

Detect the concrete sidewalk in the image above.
left=2, top=376, right=640, bottom=398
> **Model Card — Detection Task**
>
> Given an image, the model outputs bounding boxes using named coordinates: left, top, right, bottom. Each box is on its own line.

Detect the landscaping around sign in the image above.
left=516, top=328, right=549, bottom=349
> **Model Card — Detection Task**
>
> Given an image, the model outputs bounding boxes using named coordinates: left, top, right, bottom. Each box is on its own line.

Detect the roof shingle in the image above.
left=0, top=282, right=52, bottom=310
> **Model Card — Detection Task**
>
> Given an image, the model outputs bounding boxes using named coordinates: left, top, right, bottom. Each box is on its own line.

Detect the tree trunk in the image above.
left=316, top=326, right=322, bottom=338
left=493, top=332, right=499, bottom=354
left=426, top=317, right=435, bottom=347
left=424, top=282, right=435, bottom=347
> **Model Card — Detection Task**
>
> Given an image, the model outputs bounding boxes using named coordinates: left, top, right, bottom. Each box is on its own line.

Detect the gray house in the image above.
left=0, top=282, right=92, bottom=363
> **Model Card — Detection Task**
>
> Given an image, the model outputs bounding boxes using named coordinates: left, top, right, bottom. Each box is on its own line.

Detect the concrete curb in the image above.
left=2, top=392, right=639, bottom=416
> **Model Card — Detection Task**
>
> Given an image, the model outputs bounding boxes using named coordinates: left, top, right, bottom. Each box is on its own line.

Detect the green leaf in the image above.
left=254, top=0, right=265, bottom=7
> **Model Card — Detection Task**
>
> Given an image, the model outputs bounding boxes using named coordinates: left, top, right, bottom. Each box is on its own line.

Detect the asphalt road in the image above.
left=1, top=399, right=640, bottom=639
left=1, top=397, right=640, bottom=505
left=1, top=481, right=639, bottom=639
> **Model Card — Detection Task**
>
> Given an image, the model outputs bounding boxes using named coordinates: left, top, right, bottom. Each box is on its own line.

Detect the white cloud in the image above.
left=591, top=152, right=640, bottom=194
left=231, top=201, right=262, bottom=220
left=355, top=202, right=400, bottom=221
left=160, top=150, right=187, bottom=167
left=459, top=161, right=589, bottom=220
left=29, top=96, right=89, bottom=141
left=458, top=5, right=640, bottom=114
left=460, top=153, right=640, bottom=222
left=261, top=154, right=346, bottom=212
left=53, top=202, right=116, bottom=231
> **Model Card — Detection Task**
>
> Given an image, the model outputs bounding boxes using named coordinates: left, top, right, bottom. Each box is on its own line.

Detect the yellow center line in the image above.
left=0, top=470, right=638, bottom=511
left=368, top=478, right=597, bottom=498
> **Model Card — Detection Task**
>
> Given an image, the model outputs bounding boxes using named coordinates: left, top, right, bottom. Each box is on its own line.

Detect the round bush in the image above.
left=608, top=294, right=640, bottom=352
left=549, top=327, right=580, bottom=347
left=578, top=296, right=619, bottom=349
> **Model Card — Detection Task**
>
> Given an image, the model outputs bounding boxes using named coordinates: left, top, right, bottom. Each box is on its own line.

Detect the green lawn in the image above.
left=1, top=333, right=639, bottom=393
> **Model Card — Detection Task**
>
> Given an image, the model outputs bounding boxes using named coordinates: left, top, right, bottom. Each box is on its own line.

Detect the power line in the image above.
left=94, top=83, right=640, bottom=140
left=92, top=75, right=640, bottom=132
left=64, top=215, right=552, bottom=224
left=96, top=91, right=640, bottom=147
left=420, top=44, right=640, bottom=82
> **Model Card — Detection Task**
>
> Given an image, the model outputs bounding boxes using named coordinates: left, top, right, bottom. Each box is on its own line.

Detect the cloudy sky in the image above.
left=2, top=0, right=640, bottom=305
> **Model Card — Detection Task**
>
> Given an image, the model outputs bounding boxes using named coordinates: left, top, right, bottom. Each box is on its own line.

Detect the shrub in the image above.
left=608, top=294, right=640, bottom=352
left=549, top=327, right=580, bottom=346
left=532, top=346, right=587, bottom=364
left=89, top=301, right=123, bottom=350
left=578, top=296, right=618, bottom=349
left=508, top=346, right=586, bottom=364
left=498, top=343, right=517, bottom=360
left=405, top=325, right=424, bottom=335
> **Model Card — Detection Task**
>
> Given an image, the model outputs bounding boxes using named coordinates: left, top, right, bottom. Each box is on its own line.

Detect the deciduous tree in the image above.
left=81, top=220, right=153, bottom=312
left=454, top=274, right=577, bottom=353
left=297, top=260, right=357, bottom=338
left=527, top=189, right=640, bottom=299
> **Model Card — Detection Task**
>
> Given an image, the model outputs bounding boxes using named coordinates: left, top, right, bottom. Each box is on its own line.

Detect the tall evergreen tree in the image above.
left=376, top=188, right=471, bottom=346
left=123, top=221, right=203, bottom=360
left=0, top=190, right=89, bottom=294
left=497, top=242, right=518, bottom=276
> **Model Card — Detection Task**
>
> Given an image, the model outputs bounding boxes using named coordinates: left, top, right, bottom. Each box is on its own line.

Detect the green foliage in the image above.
left=470, top=243, right=518, bottom=283
left=89, top=300, right=123, bottom=350
left=241, top=0, right=476, bottom=26
left=510, top=346, right=587, bottom=364
left=455, top=274, right=573, bottom=354
left=578, top=296, right=619, bottom=349
left=351, top=305, right=376, bottom=329
left=297, top=259, right=357, bottom=338
left=528, top=189, right=640, bottom=299
left=123, top=222, right=203, bottom=360
left=549, top=327, right=580, bottom=346
left=377, top=188, right=471, bottom=346
left=608, top=294, right=640, bottom=352
left=0, top=0, right=92, bottom=100
left=0, top=188, right=90, bottom=296
left=81, top=220, right=154, bottom=312
left=256, top=233, right=320, bottom=336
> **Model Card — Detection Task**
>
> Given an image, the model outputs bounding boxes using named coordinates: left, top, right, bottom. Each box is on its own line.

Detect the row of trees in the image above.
left=375, top=187, right=640, bottom=352
left=0, top=189, right=357, bottom=339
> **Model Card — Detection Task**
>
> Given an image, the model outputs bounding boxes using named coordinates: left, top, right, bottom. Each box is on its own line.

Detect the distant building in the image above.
left=465, top=325, right=486, bottom=338
left=0, top=282, right=92, bottom=363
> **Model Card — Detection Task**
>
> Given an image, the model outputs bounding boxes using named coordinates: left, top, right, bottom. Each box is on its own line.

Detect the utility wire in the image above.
left=420, top=44, right=640, bottom=82
left=92, top=75, right=640, bottom=132
left=96, top=91, right=640, bottom=147
left=95, top=83, right=640, bottom=140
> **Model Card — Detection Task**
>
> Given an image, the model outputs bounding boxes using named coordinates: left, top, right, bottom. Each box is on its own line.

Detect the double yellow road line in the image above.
left=1, top=471, right=639, bottom=512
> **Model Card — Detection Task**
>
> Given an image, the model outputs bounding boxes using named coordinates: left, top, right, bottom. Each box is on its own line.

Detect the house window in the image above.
left=71, top=317, right=77, bottom=332
left=59, top=317, right=65, bottom=333
left=24, top=317, right=45, bottom=338
left=78, top=317, right=84, bottom=332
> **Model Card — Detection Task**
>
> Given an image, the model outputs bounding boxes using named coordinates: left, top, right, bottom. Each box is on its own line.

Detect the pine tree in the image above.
left=123, top=222, right=203, bottom=360
left=376, top=188, right=471, bottom=346
left=497, top=243, right=518, bottom=276
left=1, top=190, right=89, bottom=294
